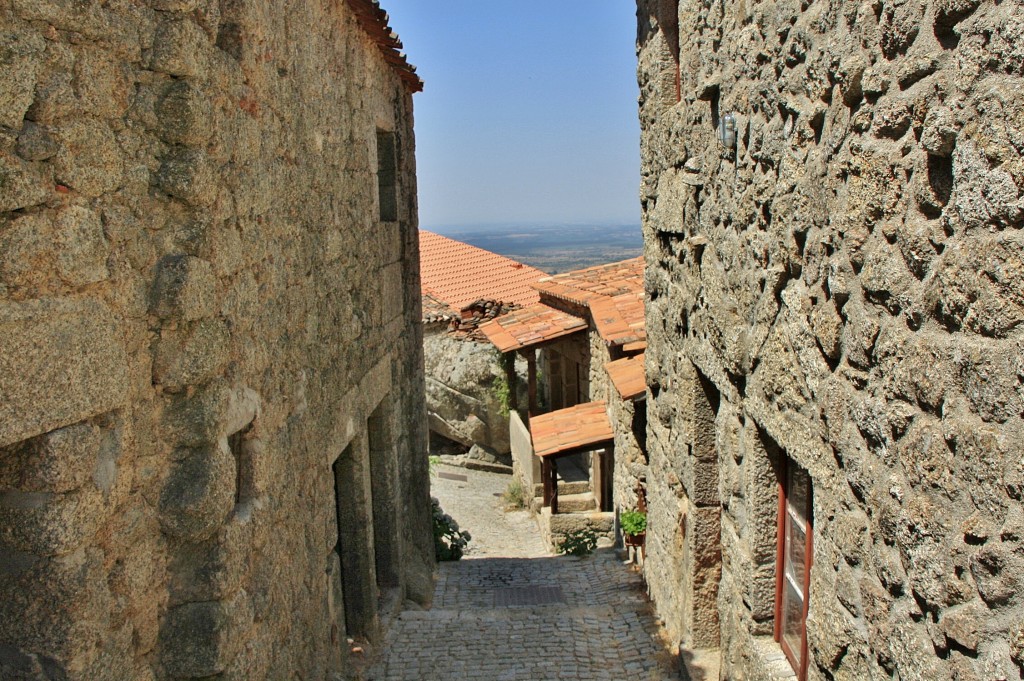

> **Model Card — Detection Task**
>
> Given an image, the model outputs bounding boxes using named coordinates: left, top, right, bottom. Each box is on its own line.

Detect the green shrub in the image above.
left=428, top=455, right=440, bottom=475
left=557, top=528, right=598, bottom=557
left=502, top=479, right=529, bottom=510
left=432, top=497, right=470, bottom=561
left=619, top=510, right=647, bottom=537
left=493, top=372, right=511, bottom=418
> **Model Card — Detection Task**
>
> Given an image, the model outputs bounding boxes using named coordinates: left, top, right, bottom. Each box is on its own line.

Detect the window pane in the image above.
left=788, top=465, right=811, bottom=520
left=781, top=577, right=804, bottom=668
left=786, top=509, right=807, bottom=588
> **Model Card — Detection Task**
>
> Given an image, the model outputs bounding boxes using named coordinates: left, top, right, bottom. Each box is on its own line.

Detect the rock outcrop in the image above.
left=424, top=330, right=517, bottom=462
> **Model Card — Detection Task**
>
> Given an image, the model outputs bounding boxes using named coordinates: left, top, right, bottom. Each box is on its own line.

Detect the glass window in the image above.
left=777, top=461, right=812, bottom=679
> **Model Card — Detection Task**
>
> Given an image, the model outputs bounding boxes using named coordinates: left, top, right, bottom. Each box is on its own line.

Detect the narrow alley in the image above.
left=367, top=465, right=677, bottom=680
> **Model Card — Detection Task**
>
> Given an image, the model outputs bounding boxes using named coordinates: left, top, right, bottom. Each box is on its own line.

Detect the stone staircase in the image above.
left=526, top=456, right=614, bottom=551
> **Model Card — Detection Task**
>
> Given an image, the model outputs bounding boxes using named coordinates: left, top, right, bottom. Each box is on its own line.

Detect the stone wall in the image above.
left=638, top=0, right=1023, bottom=679
left=0, top=1, right=433, bottom=679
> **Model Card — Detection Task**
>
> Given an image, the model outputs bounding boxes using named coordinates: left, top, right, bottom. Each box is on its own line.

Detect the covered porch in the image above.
left=480, top=303, right=615, bottom=532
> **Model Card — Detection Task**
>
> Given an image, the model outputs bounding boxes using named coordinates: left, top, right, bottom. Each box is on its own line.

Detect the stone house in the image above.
left=480, top=257, right=652, bottom=548
left=637, top=0, right=1024, bottom=679
left=418, top=230, right=546, bottom=464
left=0, top=1, right=433, bottom=679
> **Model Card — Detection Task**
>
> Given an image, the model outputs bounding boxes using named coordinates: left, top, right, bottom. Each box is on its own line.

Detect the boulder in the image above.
left=423, top=330, right=523, bottom=456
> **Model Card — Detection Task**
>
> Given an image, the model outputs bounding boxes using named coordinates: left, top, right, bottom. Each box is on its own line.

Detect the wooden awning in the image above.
left=530, top=401, right=613, bottom=458
left=605, top=354, right=646, bottom=401
left=479, top=302, right=586, bottom=353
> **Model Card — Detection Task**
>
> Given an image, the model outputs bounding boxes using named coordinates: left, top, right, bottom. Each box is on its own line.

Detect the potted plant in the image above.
left=620, top=510, right=647, bottom=547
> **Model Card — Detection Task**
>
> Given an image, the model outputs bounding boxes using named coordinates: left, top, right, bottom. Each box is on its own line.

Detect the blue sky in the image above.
left=381, top=1, right=641, bottom=230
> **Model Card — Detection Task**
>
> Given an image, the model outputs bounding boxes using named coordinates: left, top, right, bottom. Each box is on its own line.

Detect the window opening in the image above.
left=660, top=0, right=681, bottom=103
left=632, top=399, right=648, bottom=463
left=376, top=131, right=398, bottom=222
left=775, top=458, right=813, bottom=680
left=228, top=423, right=253, bottom=505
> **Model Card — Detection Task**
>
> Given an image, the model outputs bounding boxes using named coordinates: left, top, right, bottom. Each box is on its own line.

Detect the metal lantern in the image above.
left=717, top=113, right=737, bottom=150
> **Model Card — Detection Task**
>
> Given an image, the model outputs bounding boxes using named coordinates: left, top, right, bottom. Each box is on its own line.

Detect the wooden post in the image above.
left=504, top=352, right=518, bottom=412
left=527, top=350, right=538, bottom=417
left=542, top=458, right=552, bottom=508
left=551, top=459, right=559, bottom=515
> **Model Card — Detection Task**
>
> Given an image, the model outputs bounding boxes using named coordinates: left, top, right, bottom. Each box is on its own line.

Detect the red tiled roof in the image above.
left=478, top=303, right=587, bottom=353
left=422, top=293, right=456, bottom=323
left=530, top=401, right=614, bottom=458
left=419, top=231, right=547, bottom=312
left=533, top=257, right=645, bottom=307
left=346, top=0, right=423, bottom=92
left=606, top=354, right=646, bottom=401
left=590, top=291, right=646, bottom=346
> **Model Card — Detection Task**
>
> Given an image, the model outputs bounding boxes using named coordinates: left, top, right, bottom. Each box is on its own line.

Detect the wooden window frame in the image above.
left=774, top=457, right=813, bottom=680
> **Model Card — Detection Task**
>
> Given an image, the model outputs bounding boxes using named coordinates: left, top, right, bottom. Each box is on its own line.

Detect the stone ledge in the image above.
left=749, top=636, right=797, bottom=680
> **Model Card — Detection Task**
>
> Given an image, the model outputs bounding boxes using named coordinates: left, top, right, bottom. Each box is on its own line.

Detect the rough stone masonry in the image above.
left=0, top=1, right=433, bottom=679
left=638, top=0, right=1023, bottom=679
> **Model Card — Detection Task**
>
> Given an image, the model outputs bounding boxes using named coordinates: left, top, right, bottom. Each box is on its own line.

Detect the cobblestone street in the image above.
left=367, top=465, right=676, bottom=680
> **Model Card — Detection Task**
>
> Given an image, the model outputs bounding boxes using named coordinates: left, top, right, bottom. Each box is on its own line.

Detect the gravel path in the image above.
left=430, top=464, right=548, bottom=559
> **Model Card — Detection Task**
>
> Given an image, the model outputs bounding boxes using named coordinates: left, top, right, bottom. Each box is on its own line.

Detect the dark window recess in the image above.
left=632, top=399, right=648, bottom=462
left=228, top=424, right=254, bottom=505
left=660, top=0, right=681, bottom=103
left=775, top=458, right=813, bottom=680
left=376, top=131, right=398, bottom=222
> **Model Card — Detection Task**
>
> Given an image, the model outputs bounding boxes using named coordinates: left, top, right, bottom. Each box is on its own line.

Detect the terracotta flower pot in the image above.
left=624, top=531, right=646, bottom=547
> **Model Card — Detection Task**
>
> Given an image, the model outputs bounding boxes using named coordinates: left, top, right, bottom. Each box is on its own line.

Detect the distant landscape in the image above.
left=431, top=223, right=643, bottom=274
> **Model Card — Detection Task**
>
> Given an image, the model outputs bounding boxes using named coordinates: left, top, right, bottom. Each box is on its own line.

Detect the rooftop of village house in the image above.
left=346, top=0, right=423, bottom=91
left=478, top=255, right=647, bottom=354
left=418, top=230, right=549, bottom=318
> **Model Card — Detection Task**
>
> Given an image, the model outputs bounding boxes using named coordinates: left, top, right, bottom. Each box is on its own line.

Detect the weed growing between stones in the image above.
left=501, top=479, right=529, bottom=510
left=557, top=528, right=598, bottom=557
left=432, top=497, right=471, bottom=561
left=492, top=353, right=512, bottom=418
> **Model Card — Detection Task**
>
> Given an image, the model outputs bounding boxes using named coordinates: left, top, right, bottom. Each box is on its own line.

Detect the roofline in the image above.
left=345, top=0, right=424, bottom=93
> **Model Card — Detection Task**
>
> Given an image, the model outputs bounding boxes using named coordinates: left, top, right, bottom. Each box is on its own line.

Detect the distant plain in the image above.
left=431, top=223, right=643, bottom=275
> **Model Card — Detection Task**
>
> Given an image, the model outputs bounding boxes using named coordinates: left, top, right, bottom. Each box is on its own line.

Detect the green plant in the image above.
left=557, top=528, right=598, bottom=557
left=620, top=510, right=647, bottom=537
left=493, top=350, right=516, bottom=413
left=428, top=455, right=440, bottom=475
left=501, top=478, right=529, bottom=510
left=431, top=497, right=470, bottom=561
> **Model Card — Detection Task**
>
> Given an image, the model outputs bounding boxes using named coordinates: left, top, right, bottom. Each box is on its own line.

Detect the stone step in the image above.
left=532, top=479, right=591, bottom=498
left=554, top=492, right=597, bottom=513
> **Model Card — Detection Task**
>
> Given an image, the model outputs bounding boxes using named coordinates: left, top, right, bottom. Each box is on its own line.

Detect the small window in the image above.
left=376, top=131, right=398, bottom=222
left=659, top=0, right=681, bottom=104
left=228, top=423, right=254, bottom=505
left=775, top=459, right=813, bottom=679
left=631, top=399, right=648, bottom=463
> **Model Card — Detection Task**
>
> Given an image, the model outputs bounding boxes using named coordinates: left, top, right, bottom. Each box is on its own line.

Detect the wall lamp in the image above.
left=717, top=113, right=737, bottom=150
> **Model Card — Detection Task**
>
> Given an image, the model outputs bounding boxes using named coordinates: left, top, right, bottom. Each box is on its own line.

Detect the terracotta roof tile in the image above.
left=419, top=231, right=548, bottom=312
left=346, top=0, right=423, bottom=92
left=590, top=291, right=646, bottom=346
left=605, top=354, right=646, bottom=401
left=530, top=401, right=614, bottom=458
left=421, top=293, right=456, bottom=323
left=478, top=302, right=587, bottom=353
left=533, top=257, right=645, bottom=307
